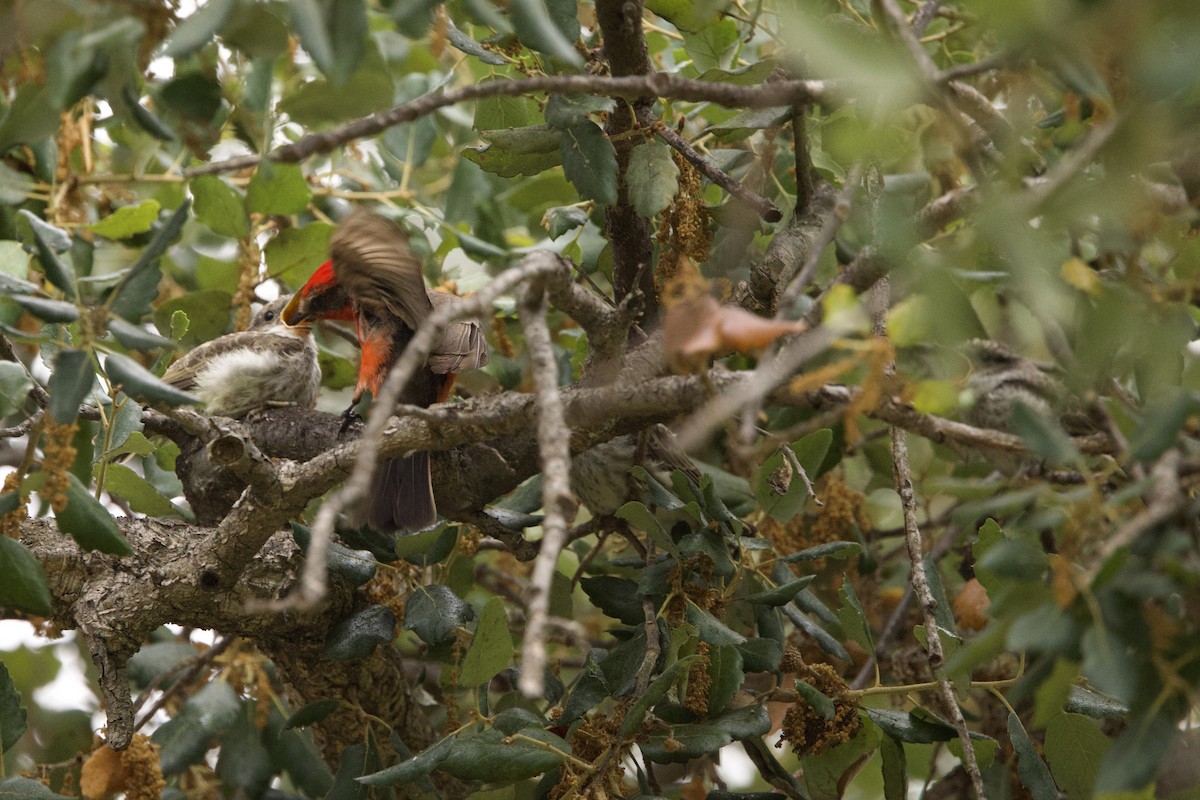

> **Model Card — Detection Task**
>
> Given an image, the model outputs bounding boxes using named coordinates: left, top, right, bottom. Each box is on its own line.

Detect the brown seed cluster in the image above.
left=41, top=418, right=78, bottom=514
left=778, top=647, right=862, bottom=756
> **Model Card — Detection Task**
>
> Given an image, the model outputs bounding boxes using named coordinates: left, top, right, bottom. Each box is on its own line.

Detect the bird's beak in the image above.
left=281, top=292, right=310, bottom=326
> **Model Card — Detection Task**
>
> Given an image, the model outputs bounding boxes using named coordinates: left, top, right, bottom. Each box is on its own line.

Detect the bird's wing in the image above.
left=329, top=211, right=433, bottom=331
left=161, top=330, right=310, bottom=389
left=427, top=290, right=489, bottom=374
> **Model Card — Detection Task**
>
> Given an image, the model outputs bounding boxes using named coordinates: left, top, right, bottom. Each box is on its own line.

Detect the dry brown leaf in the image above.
left=663, top=295, right=808, bottom=372
left=954, top=577, right=990, bottom=632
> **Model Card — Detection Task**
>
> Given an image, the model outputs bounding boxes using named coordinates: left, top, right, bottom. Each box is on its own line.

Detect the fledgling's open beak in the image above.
left=281, top=291, right=310, bottom=326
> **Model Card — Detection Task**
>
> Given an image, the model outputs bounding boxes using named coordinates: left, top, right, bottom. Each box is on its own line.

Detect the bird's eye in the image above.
left=263, top=310, right=276, bottom=322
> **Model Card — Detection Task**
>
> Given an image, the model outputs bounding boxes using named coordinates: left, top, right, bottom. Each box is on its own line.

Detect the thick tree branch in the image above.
left=599, top=0, right=658, bottom=327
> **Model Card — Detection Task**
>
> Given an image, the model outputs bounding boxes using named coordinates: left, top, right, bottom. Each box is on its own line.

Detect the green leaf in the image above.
left=126, top=641, right=200, bottom=687
left=447, top=19, right=507, bottom=66
left=543, top=205, right=588, bottom=239
left=463, top=126, right=563, bottom=178
left=290, top=0, right=333, bottom=76
left=277, top=44, right=393, bottom=127
left=222, top=3, right=290, bottom=59
left=394, top=525, right=457, bottom=566
left=326, top=739, right=383, bottom=800
left=95, top=462, right=176, bottom=516
left=17, top=211, right=75, bottom=293
left=627, top=141, right=679, bottom=218
left=1064, top=685, right=1127, bottom=719
left=0, top=662, right=27, bottom=753
left=291, top=523, right=377, bottom=586
left=880, top=733, right=907, bottom=800
left=736, top=637, right=783, bottom=672
left=1008, top=711, right=1059, bottom=800
left=685, top=602, right=746, bottom=645
left=358, top=735, right=455, bottom=786
left=617, top=501, right=678, bottom=556
left=508, top=0, right=582, bottom=65
left=559, top=121, right=617, bottom=206
left=682, top=18, right=739, bottom=72
left=440, top=728, right=569, bottom=781
left=325, top=0, right=368, bottom=87
left=154, top=290, right=233, bottom=349
left=580, top=576, right=644, bottom=625
left=0, top=85, right=60, bottom=156
left=1044, top=711, right=1110, bottom=800
left=47, top=349, right=94, bottom=424
left=779, top=541, right=862, bottom=563
left=215, top=705, right=273, bottom=799
left=246, top=161, right=312, bottom=216
left=835, top=575, right=873, bottom=653
left=644, top=0, right=728, bottom=32
left=642, top=706, right=770, bottom=764
left=286, top=698, right=341, bottom=729
left=110, top=200, right=190, bottom=322
left=322, top=605, right=397, bottom=660
left=705, top=645, right=744, bottom=715
left=1010, top=402, right=1079, bottom=464
left=264, top=708, right=334, bottom=797
left=743, top=576, right=816, bottom=607
left=105, top=353, right=199, bottom=407
left=757, top=429, right=832, bottom=523
left=10, top=295, right=79, bottom=323
left=544, top=94, right=614, bottom=129
left=88, top=200, right=161, bottom=239
left=459, top=597, right=514, bottom=687
left=154, top=680, right=241, bottom=775
left=866, top=708, right=959, bottom=744
left=403, top=584, right=473, bottom=645
left=57, top=473, right=133, bottom=555
left=474, top=92, right=541, bottom=131
left=0, top=538, right=52, bottom=617
left=794, top=679, right=836, bottom=720
left=107, top=317, right=175, bottom=351
left=619, top=655, right=701, bottom=737
left=0, top=777, right=67, bottom=799
left=0, top=163, right=35, bottom=205
left=265, top=222, right=334, bottom=289
left=191, top=175, right=250, bottom=239
left=164, top=0, right=236, bottom=57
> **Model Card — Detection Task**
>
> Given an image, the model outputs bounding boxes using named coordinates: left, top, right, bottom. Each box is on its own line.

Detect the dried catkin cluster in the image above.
left=778, top=646, right=862, bottom=756
left=1, top=471, right=26, bottom=539
left=656, top=149, right=712, bottom=292
left=41, top=418, right=78, bottom=514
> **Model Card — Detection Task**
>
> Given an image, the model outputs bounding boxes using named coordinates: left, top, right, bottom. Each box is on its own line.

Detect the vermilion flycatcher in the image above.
left=281, top=212, right=488, bottom=532
left=162, top=295, right=320, bottom=419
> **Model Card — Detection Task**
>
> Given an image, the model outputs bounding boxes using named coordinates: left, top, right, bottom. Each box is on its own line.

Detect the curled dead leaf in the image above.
left=663, top=295, right=808, bottom=372
left=954, top=577, right=990, bottom=632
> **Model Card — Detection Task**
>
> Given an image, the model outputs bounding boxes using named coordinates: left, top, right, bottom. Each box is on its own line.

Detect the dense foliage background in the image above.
left=1, top=0, right=1199, bottom=798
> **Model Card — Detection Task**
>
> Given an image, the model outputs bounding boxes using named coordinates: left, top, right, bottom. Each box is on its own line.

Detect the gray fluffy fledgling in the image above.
left=161, top=296, right=321, bottom=418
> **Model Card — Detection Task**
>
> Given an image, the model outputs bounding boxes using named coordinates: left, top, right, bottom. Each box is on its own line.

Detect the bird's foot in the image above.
left=339, top=406, right=361, bottom=435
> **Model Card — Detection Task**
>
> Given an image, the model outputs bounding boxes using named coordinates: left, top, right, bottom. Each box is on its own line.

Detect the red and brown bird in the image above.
left=281, top=211, right=488, bottom=532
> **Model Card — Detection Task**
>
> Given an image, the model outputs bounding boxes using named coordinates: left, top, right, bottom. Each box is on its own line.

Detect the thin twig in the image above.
left=517, top=284, right=577, bottom=699
left=186, top=74, right=836, bottom=178
left=1086, top=449, right=1185, bottom=582
left=641, top=110, right=783, bottom=222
